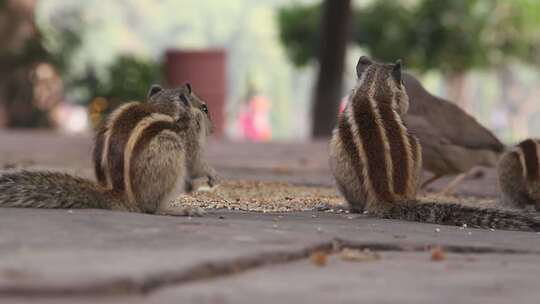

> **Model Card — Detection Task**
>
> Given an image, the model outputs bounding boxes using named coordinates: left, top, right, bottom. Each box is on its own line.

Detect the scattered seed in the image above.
left=339, top=248, right=380, bottom=262
left=310, top=251, right=328, bottom=267
left=431, top=247, right=446, bottom=261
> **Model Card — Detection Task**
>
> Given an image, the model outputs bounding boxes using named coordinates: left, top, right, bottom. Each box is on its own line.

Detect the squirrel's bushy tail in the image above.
left=0, top=171, right=129, bottom=210
left=383, top=202, right=540, bottom=232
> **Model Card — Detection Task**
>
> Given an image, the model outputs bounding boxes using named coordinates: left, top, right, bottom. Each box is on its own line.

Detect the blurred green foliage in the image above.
left=37, top=0, right=302, bottom=138
left=278, top=0, right=540, bottom=75
left=83, top=55, right=161, bottom=128
left=37, top=6, right=161, bottom=110
left=40, top=8, right=85, bottom=88
left=37, top=7, right=161, bottom=107
left=0, top=3, right=157, bottom=128
left=277, top=3, right=321, bottom=67
left=352, top=0, right=415, bottom=67
left=90, top=55, right=161, bottom=106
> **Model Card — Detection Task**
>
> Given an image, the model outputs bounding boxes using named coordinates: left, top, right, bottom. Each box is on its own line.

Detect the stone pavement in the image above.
left=1, top=130, right=539, bottom=303
left=1, top=209, right=540, bottom=304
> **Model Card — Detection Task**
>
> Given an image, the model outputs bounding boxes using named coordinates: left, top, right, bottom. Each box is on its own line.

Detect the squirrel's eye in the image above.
left=201, top=104, right=208, bottom=114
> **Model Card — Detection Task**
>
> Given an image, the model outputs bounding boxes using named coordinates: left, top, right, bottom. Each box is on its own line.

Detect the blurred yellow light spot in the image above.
left=89, top=97, right=108, bottom=113
left=89, top=112, right=103, bottom=129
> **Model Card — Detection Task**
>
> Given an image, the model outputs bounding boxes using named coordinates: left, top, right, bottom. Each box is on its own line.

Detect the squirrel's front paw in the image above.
left=159, top=205, right=205, bottom=217
left=206, top=168, right=219, bottom=187
left=188, top=175, right=218, bottom=192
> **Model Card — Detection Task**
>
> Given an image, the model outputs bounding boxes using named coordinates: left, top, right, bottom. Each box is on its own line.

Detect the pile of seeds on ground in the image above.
left=172, top=180, right=345, bottom=212
left=172, top=180, right=508, bottom=213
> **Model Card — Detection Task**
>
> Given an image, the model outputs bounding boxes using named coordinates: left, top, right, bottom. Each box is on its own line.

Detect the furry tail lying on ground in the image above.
left=0, top=170, right=131, bottom=211
left=382, top=201, right=540, bottom=232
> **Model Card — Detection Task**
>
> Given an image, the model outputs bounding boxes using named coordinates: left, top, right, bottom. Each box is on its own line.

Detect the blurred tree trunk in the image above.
left=311, top=0, right=351, bottom=138
left=0, top=0, right=51, bottom=128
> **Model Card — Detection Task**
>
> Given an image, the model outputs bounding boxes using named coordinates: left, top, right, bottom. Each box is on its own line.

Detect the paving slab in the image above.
left=0, top=209, right=326, bottom=294
left=0, top=209, right=540, bottom=303
left=151, top=252, right=540, bottom=304
left=7, top=252, right=540, bottom=304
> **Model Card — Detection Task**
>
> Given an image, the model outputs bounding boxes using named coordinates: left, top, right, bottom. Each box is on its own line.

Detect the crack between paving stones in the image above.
left=2, top=238, right=540, bottom=298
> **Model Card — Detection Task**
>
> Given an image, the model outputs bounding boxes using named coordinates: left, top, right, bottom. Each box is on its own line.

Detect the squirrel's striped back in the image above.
left=498, top=138, right=540, bottom=211
left=94, top=103, right=182, bottom=191
left=336, top=56, right=420, bottom=208
left=94, top=102, right=151, bottom=190
left=516, top=139, right=540, bottom=182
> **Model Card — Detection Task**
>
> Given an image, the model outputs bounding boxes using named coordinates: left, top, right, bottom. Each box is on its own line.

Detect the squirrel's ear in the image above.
left=180, top=94, right=190, bottom=106
left=392, top=59, right=402, bottom=84
left=147, top=84, right=163, bottom=98
left=356, top=56, right=373, bottom=79
left=184, top=82, right=192, bottom=94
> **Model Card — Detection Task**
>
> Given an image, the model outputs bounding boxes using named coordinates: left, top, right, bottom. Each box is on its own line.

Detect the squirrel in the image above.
left=0, top=83, right=216, bottom=216
left=329, top=56, right=540, bottom=232
left=497, top=138, right=540, bottom=211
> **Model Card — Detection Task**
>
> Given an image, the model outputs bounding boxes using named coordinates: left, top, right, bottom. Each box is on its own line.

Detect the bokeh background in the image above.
left=1, top=0, right=539, bottom=143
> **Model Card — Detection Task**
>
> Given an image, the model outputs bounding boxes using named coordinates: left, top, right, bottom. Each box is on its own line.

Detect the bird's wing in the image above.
left=404, top=73, right=505, bottom=152
left=404, top=114, right=451, bottom=146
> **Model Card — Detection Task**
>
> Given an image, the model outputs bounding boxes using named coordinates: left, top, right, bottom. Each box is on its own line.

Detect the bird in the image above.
left=403, top=73, right=505, bottom=194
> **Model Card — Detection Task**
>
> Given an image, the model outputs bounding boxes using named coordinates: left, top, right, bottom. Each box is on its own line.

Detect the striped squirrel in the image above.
left=339, top=73, right=505, bottom=194
left=498, top=138, right=540, bottom=211
left=0, top=83, right=216, bottom=216
left=329, top=56, right=540, bottom=232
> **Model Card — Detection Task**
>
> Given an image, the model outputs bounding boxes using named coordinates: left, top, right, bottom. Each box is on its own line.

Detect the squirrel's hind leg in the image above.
left=329, top=136, right=368, bottom=213
left=129, top=130, right=203, bottom=216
